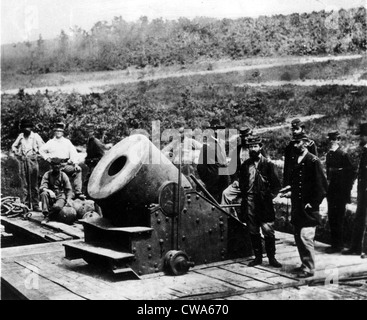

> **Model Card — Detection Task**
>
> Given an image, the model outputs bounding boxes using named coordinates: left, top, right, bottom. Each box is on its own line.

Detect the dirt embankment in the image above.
left=2, top=54, right=365, bottom=95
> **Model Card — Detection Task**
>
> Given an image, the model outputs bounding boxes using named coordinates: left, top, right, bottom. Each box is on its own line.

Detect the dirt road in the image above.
left=1, top=54, right=365, bottom=95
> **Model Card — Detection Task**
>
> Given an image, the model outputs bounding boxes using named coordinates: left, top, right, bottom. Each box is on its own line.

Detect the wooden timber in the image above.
left=1, top=231, right=366, bottom=300
left=1, top=212, right=84, bottom=246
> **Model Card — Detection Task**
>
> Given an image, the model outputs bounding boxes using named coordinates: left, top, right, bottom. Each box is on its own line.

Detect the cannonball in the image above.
left=82, top=211, right=101, bottom=222
left=76, top=206, right=87, bottom=219
left=72, top=199, right=83, bottom=212
left=58, top=206, right=77, bottom=225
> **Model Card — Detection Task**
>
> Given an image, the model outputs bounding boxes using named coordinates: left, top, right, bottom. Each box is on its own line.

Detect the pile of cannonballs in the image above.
left=57, top=199, right=102, bottom=225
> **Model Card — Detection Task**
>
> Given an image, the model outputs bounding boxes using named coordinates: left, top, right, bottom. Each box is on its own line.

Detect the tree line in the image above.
left=2, top=7, right=366, bottom=74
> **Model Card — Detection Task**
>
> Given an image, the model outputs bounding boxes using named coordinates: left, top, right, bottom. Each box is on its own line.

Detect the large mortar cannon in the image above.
left=64, top=134, right=251, bottom=279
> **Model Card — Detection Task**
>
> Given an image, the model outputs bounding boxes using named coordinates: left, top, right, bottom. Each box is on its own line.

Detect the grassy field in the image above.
left=2, top=54, right=365, bottom=92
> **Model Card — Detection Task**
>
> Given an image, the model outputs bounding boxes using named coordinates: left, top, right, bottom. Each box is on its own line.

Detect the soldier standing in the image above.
left=239, top=136, right=282, bottom=268
left=325, top=131, right=355, bottom=253
left=84, top=123, right=111, bottom=187
left=282, top=132, right=327, bottom=278
left=221, top=127, right=252, bottom=216
left=283, top=119, right=318, bottom=187
left=342, top=123, right=367, bottom=257
left=197, top=120, right=230, bottom=203
left=11, top=119, right=44, bottom=211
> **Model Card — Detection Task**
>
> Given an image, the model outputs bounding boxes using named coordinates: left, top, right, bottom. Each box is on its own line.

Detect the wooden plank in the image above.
left=220, top=262, right=299, bottom=285
left=1, top=241, right=71, bottom=258
left=42, top=221, right=84, bottom=239
left=14, top=260, right=90, bottom=300
left=52, top=233, right=74, bottom=241
left=194, top=267, right=270, bottom=289
left=45, top=234, right=65, bottom=242
left=1, top=217, right=50, bottom=243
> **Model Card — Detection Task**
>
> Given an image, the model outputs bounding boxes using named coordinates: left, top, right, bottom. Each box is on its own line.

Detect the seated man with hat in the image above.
left=11, top=118, right=45, bottom=211
left=39, top=158, right=73, bottom=223
left=39, top=122, right=86, bottom=200
left=239, top=135, right=282, bottom=268
left=325, top=130, right=355, bottom=253
left=343, top=123, right=367, bottom=257
left=283, top=118, right=318, bottom=187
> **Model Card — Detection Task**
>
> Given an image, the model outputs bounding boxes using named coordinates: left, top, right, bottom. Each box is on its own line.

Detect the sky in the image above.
left=1, top=0, right=366, bottom=44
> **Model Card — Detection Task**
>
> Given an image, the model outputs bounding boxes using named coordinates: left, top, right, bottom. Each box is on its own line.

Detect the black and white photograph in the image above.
left=1, top=0, right=367, bottom=303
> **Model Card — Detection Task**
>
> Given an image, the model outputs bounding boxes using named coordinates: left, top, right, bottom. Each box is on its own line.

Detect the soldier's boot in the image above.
left=248, top=234, right=263, bottom=267
left=265, top=237, right=282, bottom=268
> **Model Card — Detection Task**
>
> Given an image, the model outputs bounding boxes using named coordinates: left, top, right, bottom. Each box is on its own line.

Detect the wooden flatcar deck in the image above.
left=1, top=231, right=366, bottom=300
left=1, top=213, right=84, bottom=245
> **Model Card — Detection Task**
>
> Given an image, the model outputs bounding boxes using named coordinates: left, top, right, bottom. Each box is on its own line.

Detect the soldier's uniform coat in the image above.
left=326, top=147, right=355, bottom=248
left=197, top=139, right=230, bottom=202
left=283, top=139, right=318, bottom=187
left=350, top=146, right=367, bottom=252
left=290, top=151, right=328, bottom=228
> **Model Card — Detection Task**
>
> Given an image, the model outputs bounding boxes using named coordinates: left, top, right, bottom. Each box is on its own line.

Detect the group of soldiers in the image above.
left=196, top=119, right=367, bottom=278
left=11, top=119, right=109, bottom=223
left=10, top=117, right=367, bottom=279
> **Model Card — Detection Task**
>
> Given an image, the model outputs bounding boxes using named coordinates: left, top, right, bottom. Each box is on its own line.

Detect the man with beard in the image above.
left=283, top=119, right=318, bottom=187
left=342, top=123, right=367, bottom=258
left=282, top=132, right=327, bottom=278
left=325, top=131, right=355, bottom=253
left=197, top=120, right=230, bottom=203
left=239, top=136, right=282, bottom=268
left=11, top=119, right=44, bottom=211
left=39, top=157, right=73, bottom=224
left=221, top=127, right=253, bottom=216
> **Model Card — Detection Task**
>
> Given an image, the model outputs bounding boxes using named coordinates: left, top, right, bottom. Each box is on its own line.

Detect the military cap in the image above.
left=245, top=136, right=262, bottom=146
left=50, top=157, right=63, bottom=165
left=20, top=119, right=33, bottom=129
left=327, top=131, right=341, bottom=140
left=239, top=127, right=253, bottom=136
left=208, top=119, right=226, bottom=130
left=291, top=118, right=305, bottom=130
left=54, top=122, right=65, bottom=132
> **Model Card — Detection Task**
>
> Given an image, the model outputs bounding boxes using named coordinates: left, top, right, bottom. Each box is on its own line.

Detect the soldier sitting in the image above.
left=40, top=158, right=73, bottom=224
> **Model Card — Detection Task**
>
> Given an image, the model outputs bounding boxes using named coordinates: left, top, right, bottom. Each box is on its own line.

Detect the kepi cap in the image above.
left=245, top=135, right=262, bottom=146
left=54, top=122, right=65, bottom=132
left=20, top=119, right=33, bottom=129
left=327, top=130, right=341, bottom=140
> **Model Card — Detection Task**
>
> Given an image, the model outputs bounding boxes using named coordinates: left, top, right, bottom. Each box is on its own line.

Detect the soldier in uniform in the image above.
left=325, top=131, right=355, bottom=253
left=39, top=158, right=73, bottom=223
left=283, top=119, right=318, bottom=187
left=11, top=119, right=44, bottom=211
left=84, top=123, right=111, bottom=192
left=40, top=122, right=86, bottom=200
left=342, top=123, right=367, bottom=257
left=239, top=136, right=282, bottom=268
left=282, top=132, right=327, bottom=278
left=197, top=120, right=230, bottom=203
left=221, top=127, right=253, bottom=216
